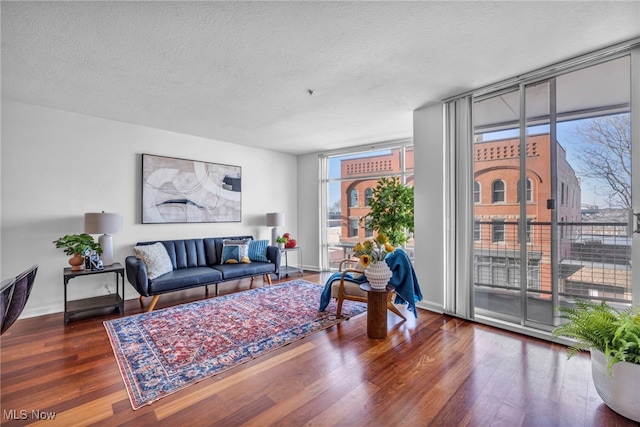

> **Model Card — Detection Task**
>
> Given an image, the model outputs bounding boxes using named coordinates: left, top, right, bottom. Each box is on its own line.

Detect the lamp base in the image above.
left=98, top=234, right=114, bottom=266
left=271, top=227, right=279, bottom=247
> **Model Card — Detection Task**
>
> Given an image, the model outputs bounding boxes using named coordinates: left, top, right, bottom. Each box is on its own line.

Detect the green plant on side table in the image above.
left=552, top=300, right=640, bottom=421
left=53, top=233, right=102, bottom=271
left=275, top=236, right=288, bottom=249
left=361, top=176, right=414, bottom=246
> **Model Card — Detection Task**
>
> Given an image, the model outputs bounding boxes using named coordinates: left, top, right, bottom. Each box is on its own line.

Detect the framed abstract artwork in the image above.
left=142, top=154, right=242, bottom=223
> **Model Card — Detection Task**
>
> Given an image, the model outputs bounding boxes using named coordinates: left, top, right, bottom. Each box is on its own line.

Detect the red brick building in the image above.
left=473, top=133, right=581, bottom=293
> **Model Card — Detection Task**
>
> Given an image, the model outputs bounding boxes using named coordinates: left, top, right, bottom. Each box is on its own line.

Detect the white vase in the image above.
left=590, top=349, right=640, bottom=422
left=365, top=261, right=392, bottom=290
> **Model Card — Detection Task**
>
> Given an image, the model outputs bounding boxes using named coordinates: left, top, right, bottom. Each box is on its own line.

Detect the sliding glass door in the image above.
left=472, top=54, right=635, bottom=330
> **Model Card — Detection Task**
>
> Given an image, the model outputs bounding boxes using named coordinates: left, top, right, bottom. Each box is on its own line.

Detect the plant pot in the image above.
left=277, top=243, right=285, bottom=250
left=590, top=349, right=640, bottom=422
left=68, top=253, right=85, bottom=271
left=364, top=261, right=392, bottom=290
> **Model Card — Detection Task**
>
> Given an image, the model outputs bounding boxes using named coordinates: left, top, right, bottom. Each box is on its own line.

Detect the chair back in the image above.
left=1, top=265, right=38, bottom=335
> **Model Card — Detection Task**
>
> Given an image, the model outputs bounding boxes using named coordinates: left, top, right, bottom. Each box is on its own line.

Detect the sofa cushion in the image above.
left=221, top=239, right=251, bottom=264
left=133, top=243, right=173, bottom=280
left=149, top=267, right=223, bottom=294
left=161, top=239, right=210, bottom=269
left=214, top=262, right=275, bottom=280
left=248, top=240, right=269, bottom=263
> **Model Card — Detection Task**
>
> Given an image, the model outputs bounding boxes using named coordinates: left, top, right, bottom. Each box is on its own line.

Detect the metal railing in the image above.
left=473, top=221, right=632, bottom=304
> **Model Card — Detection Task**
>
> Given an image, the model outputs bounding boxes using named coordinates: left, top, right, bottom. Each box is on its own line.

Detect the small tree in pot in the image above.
left=552, top=300, right=640, bottom=421
left=361, top=177, right=414, bottom=246
left=53, top=233, right=102, bottom=270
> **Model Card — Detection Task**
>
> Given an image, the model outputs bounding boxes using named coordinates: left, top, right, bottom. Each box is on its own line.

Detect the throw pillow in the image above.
left=221, top=239, right=251, bottom=264
left=248, top=239, right=269, bottom=263
left=133, top=242, right=173, bottom=280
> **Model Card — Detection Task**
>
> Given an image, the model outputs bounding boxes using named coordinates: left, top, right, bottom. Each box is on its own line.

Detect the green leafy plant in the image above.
left=552, top=300, right=640, bottom=374
left=275, top=236, right=288, bottom=244
left=361, top=176, right=414, bottom=246
left=53, top=233, right=103, bottom=256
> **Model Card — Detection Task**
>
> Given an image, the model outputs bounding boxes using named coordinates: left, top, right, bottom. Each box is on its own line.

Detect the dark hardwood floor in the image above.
left=1, top=272, right=637, bottom=426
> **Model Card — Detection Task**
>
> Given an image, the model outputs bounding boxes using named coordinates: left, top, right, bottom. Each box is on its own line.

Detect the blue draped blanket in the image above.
left=318, top=249, right=423, bottom=317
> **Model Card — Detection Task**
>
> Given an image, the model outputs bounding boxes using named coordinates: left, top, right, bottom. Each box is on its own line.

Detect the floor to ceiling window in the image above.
left=320, top=142, right=414, bottom=270
left=445, top=41, right=639, bottom=336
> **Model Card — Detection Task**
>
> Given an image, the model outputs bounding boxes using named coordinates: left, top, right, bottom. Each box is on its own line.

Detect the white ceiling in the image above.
left=2, top=1, right=639, bottom=155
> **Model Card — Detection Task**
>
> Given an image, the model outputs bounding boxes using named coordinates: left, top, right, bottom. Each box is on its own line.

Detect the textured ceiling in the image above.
left=2, top=2, right=639, bottom=155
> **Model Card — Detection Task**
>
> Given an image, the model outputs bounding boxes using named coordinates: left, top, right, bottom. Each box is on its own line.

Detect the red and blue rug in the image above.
left=104, top=279, right=366, bottom=409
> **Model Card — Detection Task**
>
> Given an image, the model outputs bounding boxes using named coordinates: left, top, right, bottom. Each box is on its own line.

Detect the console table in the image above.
left=63, top=262, right=125, bottom=324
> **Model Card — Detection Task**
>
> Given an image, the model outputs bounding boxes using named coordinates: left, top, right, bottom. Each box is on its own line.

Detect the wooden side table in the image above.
left=63, top=262, right=125, bottom=324
left=359, top=282, right=394, bottom=339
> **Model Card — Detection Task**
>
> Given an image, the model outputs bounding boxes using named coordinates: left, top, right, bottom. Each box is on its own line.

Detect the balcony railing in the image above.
left=474, top=221, right=632, bottom=304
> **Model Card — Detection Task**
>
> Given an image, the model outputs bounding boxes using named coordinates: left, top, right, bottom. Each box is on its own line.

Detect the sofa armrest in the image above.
left=125, top=256, right=150, bottom=297
left=266, top=246, right=281, bottom=276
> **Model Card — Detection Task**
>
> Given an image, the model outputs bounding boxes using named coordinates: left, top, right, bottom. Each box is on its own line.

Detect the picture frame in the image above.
left=142, top=153, right=242, bottom=224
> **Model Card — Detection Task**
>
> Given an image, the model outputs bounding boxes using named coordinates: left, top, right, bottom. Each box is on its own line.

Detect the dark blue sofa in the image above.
left=125, top=236, right=280, bottom=311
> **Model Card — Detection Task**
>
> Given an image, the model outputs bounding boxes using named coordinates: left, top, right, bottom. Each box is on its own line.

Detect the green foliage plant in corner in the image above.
left=362, top=176, right=414, bottom=246
left=552, top=299, right=640, bottom=374
left=53, top=233, right=103, bottom=256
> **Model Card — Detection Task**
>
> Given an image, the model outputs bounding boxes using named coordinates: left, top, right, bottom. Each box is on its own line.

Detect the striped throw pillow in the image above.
left=248, top=240, right=269, bottom=262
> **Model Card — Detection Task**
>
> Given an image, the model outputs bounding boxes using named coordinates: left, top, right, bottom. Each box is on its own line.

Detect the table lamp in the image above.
left=266, top=212, right=285, bottom=246
left=85, top=211, right=122, bottom=266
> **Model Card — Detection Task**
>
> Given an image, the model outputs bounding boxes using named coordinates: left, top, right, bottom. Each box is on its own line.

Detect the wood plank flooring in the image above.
left=1, top=272, right=637, bottom=426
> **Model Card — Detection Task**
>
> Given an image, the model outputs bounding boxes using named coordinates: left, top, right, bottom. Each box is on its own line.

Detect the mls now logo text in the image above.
left=3, top=409, right=56, bottom=420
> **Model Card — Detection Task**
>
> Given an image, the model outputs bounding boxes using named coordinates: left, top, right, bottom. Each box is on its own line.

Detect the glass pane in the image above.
left=324, top=146, right=413, bottom=270
left=555, top=56, right=632, bottom=309
left=473, top=89, right=522, bottom=321
left=405, top=146, right=414, bottom=174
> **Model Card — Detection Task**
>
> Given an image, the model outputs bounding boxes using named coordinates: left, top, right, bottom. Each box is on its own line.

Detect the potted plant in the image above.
left=275, top=236, right=288, bottom=250
left=361, top=176, right=414, bottom=246
left=552, top=300, right=640, bottom=421
left=53, top=233, right=102, bottom=271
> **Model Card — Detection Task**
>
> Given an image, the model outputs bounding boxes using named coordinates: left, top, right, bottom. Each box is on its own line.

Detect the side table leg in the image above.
left=367, top=291, right=388, bottom=339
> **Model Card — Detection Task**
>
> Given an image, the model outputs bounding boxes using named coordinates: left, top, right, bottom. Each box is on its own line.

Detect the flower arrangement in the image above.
left=352, top=233, right=395, bottom=268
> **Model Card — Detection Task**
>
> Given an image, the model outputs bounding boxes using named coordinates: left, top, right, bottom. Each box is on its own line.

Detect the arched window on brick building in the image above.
left=492, top=180, right=505, bottom=203
left=364, top=188, right=373, bottom=206
left=349, top=189, right=358, bottom=207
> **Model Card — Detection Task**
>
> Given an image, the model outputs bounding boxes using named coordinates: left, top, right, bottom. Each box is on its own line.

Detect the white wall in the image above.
left=1, top=100, right=298, bottom=318
left=296, top=152, right=321, bottom=271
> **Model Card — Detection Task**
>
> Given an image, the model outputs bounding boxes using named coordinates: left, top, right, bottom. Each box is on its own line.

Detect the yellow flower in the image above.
left=360, top=254, right=371, bottom=268
left=384, top=243, right=395, bottom=253
left=353, top=242, right=362, bottom=253
left=375, top=233, right=389, bottom=245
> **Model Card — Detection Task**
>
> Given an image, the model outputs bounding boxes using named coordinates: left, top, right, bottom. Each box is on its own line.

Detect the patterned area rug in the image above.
left=104, top=279, right=366, bottom=409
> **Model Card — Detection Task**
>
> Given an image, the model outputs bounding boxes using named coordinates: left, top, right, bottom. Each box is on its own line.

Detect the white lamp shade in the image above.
left=266, top=212, right=285, bottom=227
left=84, top=212, right=122, bottom=234
left=266, top=212, right=285, bottom=246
